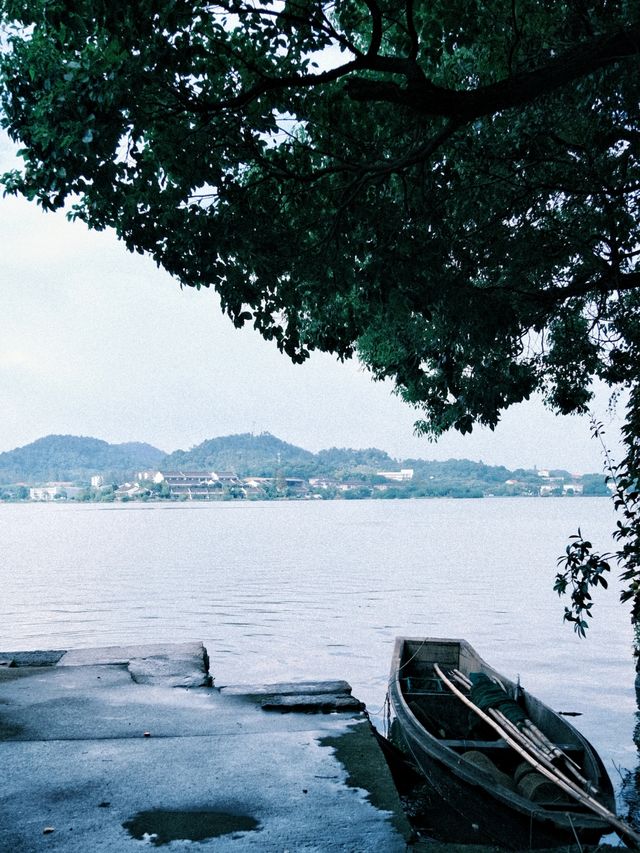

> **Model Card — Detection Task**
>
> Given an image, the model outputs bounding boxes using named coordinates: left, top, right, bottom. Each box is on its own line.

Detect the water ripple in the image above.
left=0, top=498, right=634, bottom=809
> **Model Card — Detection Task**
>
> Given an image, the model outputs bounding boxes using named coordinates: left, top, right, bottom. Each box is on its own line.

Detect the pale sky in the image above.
left=0, top=132, right=624, bottom=473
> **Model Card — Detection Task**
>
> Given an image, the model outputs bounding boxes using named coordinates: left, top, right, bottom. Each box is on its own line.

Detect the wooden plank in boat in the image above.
left=441, top=738, right=583, bottom=755
left=405, top=641, right=458, bottom=665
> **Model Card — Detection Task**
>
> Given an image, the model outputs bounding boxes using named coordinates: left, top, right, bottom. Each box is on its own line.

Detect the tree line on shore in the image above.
left=0, top=432, right=608, bottom=501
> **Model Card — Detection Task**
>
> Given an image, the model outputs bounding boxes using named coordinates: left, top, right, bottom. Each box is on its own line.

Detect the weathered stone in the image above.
left=0, top=650, right=66, bottom=667
left=261, top=694, right=365, bottom=713
left=0, top=644, right=411, bottom=852
left=58, top=641, right=208, bottom=669
left=220, top=679, right=352, bottom=697
left=127, top=656, right=212, bottom=688
left=55, top=642, right=212, bottom=687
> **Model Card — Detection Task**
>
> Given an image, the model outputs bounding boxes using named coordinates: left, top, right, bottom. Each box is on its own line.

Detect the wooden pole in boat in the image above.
left=438, top=663, right=638, bottom=842
left=453, top=667, right=612, bottom=798
left=434, top=663, right=640, bottom=848
left=489, top=709, right=599, bottom=796
left=523, top=719, right=583, bottom=772
left=453, top=668, right=590, bottom=783
left=445, top=668, right=605, bottom=807
left=452, top=668, right=472, bottom=688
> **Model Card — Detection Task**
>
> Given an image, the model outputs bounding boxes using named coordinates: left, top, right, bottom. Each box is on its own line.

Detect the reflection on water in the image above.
left=0, top=497, right=637, bottom=833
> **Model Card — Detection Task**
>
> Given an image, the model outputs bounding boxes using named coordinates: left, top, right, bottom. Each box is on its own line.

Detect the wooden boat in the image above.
left=389, top=637, right=620, bottom=849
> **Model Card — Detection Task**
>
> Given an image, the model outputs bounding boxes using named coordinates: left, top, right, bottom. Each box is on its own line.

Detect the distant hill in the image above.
left=0, top=435, right=165, bottom=484
left=315, top=446, right=396, bottom=475
left=406, top=458, right=515, bottom=486
left=162, top=432, right=320, bottom=478
left=0, top=431, right=608, bottom=497
left=162, top=433, right=402, bottom=479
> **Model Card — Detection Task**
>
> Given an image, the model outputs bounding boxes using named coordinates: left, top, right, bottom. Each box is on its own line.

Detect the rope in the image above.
left=384, top=691, right=391, bottom=739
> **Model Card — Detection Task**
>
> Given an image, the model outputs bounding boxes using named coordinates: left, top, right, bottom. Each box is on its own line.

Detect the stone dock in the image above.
left=0, top=642, right=413, bottom=852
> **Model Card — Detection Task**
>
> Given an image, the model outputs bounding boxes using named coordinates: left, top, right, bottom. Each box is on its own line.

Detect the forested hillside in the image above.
left=162, top=433, right=319, bottom=478
left=163, top=434, right=402, bottom=479
left=0, top=432, right=608, bottom=498
left=0, top=435, right=164, bottom=483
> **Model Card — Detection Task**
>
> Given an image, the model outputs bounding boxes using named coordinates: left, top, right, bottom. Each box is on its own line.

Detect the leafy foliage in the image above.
left=554, top=408, right=640, bottom=650
left=581, top=473, right=611, bottom=496
left=0, top=1, right=638, bottom=436
left=554, top=528, right=610, bottom=638
left=316, top=447, right=395, bottom=474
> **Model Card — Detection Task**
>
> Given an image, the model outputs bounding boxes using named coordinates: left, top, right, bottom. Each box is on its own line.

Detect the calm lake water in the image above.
left=1, top=496, right=637, bottom=829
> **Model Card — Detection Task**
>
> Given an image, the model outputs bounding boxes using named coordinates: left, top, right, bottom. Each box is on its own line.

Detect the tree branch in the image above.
left=406, top=0, right=419, bottom=62
left=346, top=23, right=640, bottom=118
left=363, top=0, right=383, bottom=57
left=506, top=0, right=522, bottom=76
left=540, top=269, right=640, bottom=304
left=167, top=12, right=639, bottom=125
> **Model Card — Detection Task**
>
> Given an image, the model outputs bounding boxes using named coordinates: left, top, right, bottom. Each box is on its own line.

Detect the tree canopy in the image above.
left=0, top=2, right=639, bottom=623
left=1, top=0, right=638, bottom=434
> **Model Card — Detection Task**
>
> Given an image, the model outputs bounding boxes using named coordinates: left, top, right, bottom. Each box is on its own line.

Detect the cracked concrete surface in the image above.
left=0, top=642, right=411, bottom=852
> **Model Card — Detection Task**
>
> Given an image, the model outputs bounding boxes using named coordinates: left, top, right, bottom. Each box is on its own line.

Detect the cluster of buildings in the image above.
left=26, top=468, right=417, bottom=501
left=28, top=484, right=86, bottom=501
left=135, top=470, right=309, bottom=500
left=540, top=482, right=584, bottom=497
left=131, top=468, right=415, bottom=499
left=21, top=466, right=601, bottom=502
left=504, top=469, right=587, bottom=496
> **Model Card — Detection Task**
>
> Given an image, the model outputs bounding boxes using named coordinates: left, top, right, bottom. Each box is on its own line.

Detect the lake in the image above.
left=1, top=496, right=637, bottom=830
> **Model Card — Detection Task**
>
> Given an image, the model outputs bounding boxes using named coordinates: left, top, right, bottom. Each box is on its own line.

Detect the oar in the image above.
left=434, top=663, right=640, bottom=848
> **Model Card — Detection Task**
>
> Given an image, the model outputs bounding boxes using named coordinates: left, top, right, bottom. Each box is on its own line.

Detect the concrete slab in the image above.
left=261, top=694, right=365, bottom=712
left=219, top=680, right=353, bottom=696
left=0, top=650, right=67, bottom=667
left=58, top=642, right=212, bottom=688
left=0, top=643, right=411, bottom=852
left=57, top=642, right=207, bottom=668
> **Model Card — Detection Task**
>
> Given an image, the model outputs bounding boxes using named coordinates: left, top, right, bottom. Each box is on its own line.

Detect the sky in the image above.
left=0, top=132, right=625, bottom=473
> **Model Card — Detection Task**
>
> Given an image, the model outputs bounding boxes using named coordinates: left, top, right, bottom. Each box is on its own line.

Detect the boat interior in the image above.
left=395, top=639, right=597, bottom=810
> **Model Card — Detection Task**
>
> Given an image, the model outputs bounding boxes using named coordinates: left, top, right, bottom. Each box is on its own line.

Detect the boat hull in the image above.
left=389, top=637, right=616, bottom=849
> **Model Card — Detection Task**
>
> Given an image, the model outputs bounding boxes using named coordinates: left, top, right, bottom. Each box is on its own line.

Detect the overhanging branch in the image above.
left=540, top=269, right=640, bottom=304
left=346, top=23, right=640, bottom=118
left=166, top=13, right=639, bottom=124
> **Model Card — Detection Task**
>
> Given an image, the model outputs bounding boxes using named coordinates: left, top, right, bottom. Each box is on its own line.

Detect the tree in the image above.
left=581, top=473, right=610, bottom=496
left=0, top=2, right=639, bottom=621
